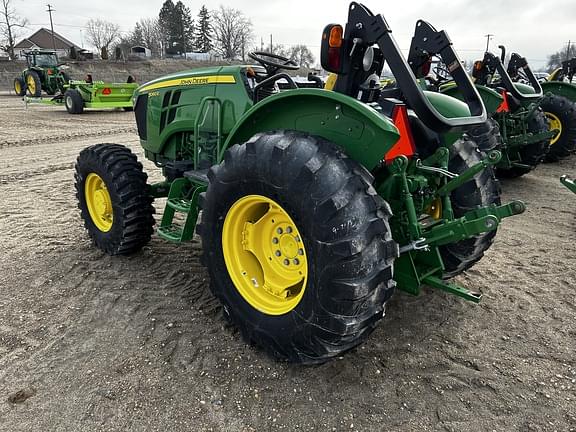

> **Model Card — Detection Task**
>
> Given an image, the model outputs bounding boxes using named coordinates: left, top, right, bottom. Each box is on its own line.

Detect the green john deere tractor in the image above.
left=432, top=48, right=558, bottom=177
left=74, top=2, right=525, bottom=363
left=506, top=51, right=576, bottom=161
left=13, top=50, right=71, bottom=97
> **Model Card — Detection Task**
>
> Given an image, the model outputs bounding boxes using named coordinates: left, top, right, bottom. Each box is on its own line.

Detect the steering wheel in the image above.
left=248, top=51, right=299, bottom=75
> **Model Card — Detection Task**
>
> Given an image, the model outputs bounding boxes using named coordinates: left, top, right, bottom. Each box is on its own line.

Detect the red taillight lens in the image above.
left=102, top=88, right=112, bottom=95
left=328, top=47, right=341, bottom=71
left=422, top=58, right=432, bottom=76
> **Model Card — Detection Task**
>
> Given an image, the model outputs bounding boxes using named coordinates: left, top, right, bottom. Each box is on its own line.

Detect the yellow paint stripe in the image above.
left=139, top=75, right=236, bottom=93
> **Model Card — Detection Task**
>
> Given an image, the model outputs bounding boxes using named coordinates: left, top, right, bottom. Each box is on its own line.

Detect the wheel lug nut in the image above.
left=295, top=236, right=301, bottom=242
left=272, top=237, right=279, bottom=244
left=286, top=227, right=292, bottom=233
left=275, top=250, right=281, bottom=257
left=293, top=258, right=299, bottom=265
left=277, top=227, right=283, bottom=234
left=298, top=249, right=304, bottom=255
left=283, top=259, right=290, bottom=266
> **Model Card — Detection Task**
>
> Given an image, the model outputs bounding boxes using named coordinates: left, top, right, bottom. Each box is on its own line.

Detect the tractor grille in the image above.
left=134, top=94, right=148, bottom=140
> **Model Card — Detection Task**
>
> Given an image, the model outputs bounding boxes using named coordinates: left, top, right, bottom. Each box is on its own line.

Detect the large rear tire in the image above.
left=198, top=131, right=397, bottom=364
left=540, top=94, right=576, bottom=162
left=75, top=144, right=155, bottom=255
left=440, top=137, right=501, bottom=278
left=25, top=70, right=41, bottom=97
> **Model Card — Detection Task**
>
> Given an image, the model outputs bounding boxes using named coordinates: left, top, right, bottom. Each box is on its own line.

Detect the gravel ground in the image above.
left=0, top=94, right=575, bottom=431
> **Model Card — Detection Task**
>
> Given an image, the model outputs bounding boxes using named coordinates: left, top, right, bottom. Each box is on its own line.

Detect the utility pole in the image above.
left=241, top=34, right=245, bottom=61
left=270, top=34, right=273, bottom=53
left=260, top=37, right=264, bottom=52
left=484, top=34, right=494, bottom=53
left=46, top=4, right=56, bottom=52
left=567, top=40, right=572, bottom=61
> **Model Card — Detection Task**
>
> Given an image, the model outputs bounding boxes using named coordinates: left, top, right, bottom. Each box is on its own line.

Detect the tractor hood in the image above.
left=135, top=66, right=241, bottom=96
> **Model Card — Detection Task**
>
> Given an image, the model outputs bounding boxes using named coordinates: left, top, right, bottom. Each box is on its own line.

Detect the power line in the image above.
left=484, top=34, right=494, bottom=52
left=46, top=4, right=56, bottom=51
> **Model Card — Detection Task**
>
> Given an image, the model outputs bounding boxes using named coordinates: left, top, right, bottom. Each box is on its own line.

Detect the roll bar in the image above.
left=481, top=51, right=542, bottom=101
left=336, top=3, right=486, bottom=133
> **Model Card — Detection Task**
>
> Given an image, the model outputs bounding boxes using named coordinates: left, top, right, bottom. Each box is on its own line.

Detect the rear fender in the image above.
left=222, top=89, right=400, bottom=171
left=440, top=83, right=503, bottom=115
left=541, top=81, right=576, bottom=103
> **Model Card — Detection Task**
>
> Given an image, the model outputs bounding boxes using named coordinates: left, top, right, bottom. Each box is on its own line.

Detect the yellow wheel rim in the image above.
left=222, top=195, right=308, bottom=316
left=545, top=112, right=562, bottom=145
left=426, top=197, right=442, bottom=220
left=14, top=80, right=21, bottom=94
left=85, top=173, right=113, bottom=232
left=26, top=75, right=36, bottom=94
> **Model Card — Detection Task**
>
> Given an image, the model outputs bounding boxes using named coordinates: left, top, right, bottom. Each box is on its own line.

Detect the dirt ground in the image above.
left=0, top=92, right=574, bottom=432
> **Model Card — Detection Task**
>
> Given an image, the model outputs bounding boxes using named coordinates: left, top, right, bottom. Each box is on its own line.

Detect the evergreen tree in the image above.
left=158, top=0, right=177, bottom=55
left=159, top=0, right=193, bottom=56
left=195, top=5, right=213, bottom=53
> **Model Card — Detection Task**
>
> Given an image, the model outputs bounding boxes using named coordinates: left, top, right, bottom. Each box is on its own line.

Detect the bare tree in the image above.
left=139, top=18, right=162, bottom=56
left=0, top=0, right=28, bottom=59
left=287, top=44, right=314, bottom=68
left=547, top=44, right=576, bottom=72
left=212, top=6, right=253, bottom=60
left=86, top=19, right=120, bottom=59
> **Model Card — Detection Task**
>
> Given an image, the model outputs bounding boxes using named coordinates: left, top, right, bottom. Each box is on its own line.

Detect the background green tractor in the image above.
left=506, top=50, right=576, bottom=162
left=539, top=57, right=576, bottom=159
left=13, top=50, right=71, bottom=97
left=435, top=49, right=560, bottom=177
left=74, top=2, right=524, bottom=364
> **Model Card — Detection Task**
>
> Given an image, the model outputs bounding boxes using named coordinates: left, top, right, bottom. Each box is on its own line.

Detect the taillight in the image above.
left=102, top=88, right=112, bottom=95
left=328, top=48, right=341, bottom=71
left=384, top=105, right=416, bottom=163
left=421, top=57, right=432, bottom=76
left=326, top=25, right=343, bottom=71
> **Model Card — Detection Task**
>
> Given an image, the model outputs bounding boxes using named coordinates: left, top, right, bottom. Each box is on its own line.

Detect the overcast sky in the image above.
left=15, top=0, right=576, bottom=70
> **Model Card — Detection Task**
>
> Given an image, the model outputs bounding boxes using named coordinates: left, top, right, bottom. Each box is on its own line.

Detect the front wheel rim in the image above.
left=545, top=112, right=562, bottom=145
left=15, top=80, right=21, bottom=94
left=222, top=195, right=308, bottom=316
left=85, top=173, right=113, bottom=232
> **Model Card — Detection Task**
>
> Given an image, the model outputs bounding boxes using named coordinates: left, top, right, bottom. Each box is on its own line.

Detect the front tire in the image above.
left=75, top=144, right=155, bottom=255
left=14, top=77, right=26, bottom=96
left=198, top=131, right=397, bottom=364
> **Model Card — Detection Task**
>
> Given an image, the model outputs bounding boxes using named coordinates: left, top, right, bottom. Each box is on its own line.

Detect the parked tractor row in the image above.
left=66, top=3, right=573, bottom=363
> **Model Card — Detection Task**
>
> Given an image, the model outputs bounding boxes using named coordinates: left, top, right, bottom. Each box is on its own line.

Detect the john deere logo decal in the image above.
left=140, top=75, right=236, bottom=93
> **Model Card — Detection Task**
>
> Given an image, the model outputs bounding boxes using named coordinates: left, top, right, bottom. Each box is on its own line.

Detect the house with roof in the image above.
left=14, top=28, right=82, bottom=59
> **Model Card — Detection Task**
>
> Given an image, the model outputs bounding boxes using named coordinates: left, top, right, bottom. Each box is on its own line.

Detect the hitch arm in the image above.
left=561, top=175, right=576, bottom=194
left=423, top=200, right=526, bottom=247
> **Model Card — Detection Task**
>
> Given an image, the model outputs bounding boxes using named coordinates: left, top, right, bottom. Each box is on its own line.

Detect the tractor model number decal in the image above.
left=139, top=75, right=236, bottom=93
